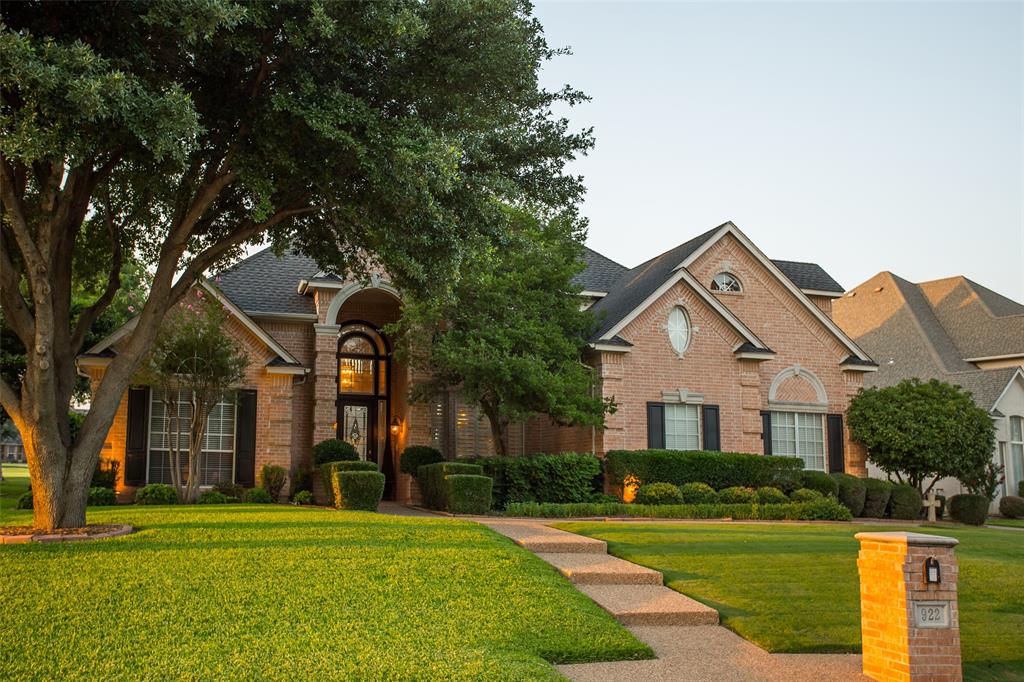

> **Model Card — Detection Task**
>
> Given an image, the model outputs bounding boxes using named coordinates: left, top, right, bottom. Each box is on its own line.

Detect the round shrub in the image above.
left=293, top=490, right=314, bottom=505
left=213, top=480, right=245, bottom=499
left=135, top=483, right=179, bottom=505
left=755, top=486, right=789, bottom=505
left=948, top=494, right=989, bottom=525
left=88, top=486, right=117, bottom=506
left=17, top=490, right=33, bottom=510
left=244, top=487, right=273, bottom=504
left=312, top=438, right=358, bottom=466
left=887, top=484, right=923, bottom=520
left=635, top=482, right=683, bottom=505
left=861, top=479, right=893, bottom=518
left=259, top=464, right=288, bottom=501
left=998, top=495, right=1024, bottom=519
left=400, top=446, right=444, bottom=475
left=831, top=473, right=867, bottom=517
left=798, top=471, right=839, bottom=498
left=446, top=474, right=493, bottom=514
left=718, top=486, right=756, bottom=504
left=679, top=482, right=718, bottom=504
left=197, top=490, right=232, bottom=504
left=790, top=488, right=824, bottom=503
left=334, top=470, right=385, bottom=511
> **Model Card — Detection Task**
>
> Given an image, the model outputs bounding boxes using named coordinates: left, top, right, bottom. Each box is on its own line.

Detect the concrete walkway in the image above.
left=480, top=519, right=865, bottom=682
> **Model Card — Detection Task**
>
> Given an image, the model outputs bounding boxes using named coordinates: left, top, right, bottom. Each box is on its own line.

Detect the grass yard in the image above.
left=1, top=505, right=650, bottom=680
left=0, top=462, right=30, bottom=515
left=986, top=518, right=1024, bottom=528
left=556, top=521, right=1024, bottom=682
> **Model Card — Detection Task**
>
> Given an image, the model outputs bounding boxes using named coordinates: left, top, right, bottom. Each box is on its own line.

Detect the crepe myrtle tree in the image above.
left=847, top=379, right=995, bottom=495
left=137, top=292, right=247, bottom=503
left=0, top=1, right=592, bottom=529
left=395, top=209, right=613, bottom=456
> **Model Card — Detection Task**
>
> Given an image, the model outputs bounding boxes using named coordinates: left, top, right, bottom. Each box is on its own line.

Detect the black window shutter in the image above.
left=235, top=390, right=258, bottom=487
left=827, top=414, right=845, bottom=473
left=646, top=402, right=665, bottom=449
left=702, top=405, right=720, bottom=451
left=761, top=410, right=773, bottom=455
left=124, top=387, right=149, bottom=486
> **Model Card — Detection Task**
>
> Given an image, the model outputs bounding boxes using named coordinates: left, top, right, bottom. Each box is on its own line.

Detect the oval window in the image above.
left=711, top=272, right=741, bottom=292
left=667, top=307, right=691, bottom=354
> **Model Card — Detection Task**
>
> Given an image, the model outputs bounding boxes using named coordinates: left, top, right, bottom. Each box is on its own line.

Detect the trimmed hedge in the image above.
left=259, top=464, right=288, bottom=501
left=505, top=497, right=852, bottom=521
left=321, top=461, right=378, bottom=504
left=605, top=449, right=803, bottom=492
left=135, top=484, right=179, bottom=505
left=635, top=482, right=683, bottom=506
left=312, top=438, right=358, bottom=466
left=400, top=446, right=444, bottom=475
left=831, top=473, right=867, bottom=517
left=861, top=479, right=893, bottom=518
left=999, top=495, right=1024, bottom=519
left=196, top=490, right=232, bottom=504
left=949, top=494, right=989, bottom=526
left=755, top=486, right=789, bottom=505
left=888, top=484, right=923, bottom=520
left=86, top=486, right=117, bottom=506
left=332, top=470, right=386, bottom=511
left=293, top=490, right=314, bottom=505
left=418, top=462, right=485, bottom=510
left=790, top=488, right=824, bottom=503
left=798, top=471, right=839, bottom=498
left=244, top=487, right=273, bottom=503
left=460, top=453, right=601, bottom=509
left=446, top=475, right=492, bottom=514
left=679, top=482, right=718, bottom=504
left=718, top=486, right=756, bottom=504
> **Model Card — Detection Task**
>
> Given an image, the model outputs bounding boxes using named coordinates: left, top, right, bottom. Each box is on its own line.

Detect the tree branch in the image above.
left=0, top=155, right=46, bottom=276
left=0, top=233, right=36, bottom=348
left=0, top=374, right=22, bottom=425
left=69, top=187, right=123, bottom=353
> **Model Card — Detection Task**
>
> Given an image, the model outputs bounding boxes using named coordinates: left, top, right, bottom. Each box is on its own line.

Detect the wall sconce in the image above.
left=925, top=557, right=941, bottom=584
left=390, top=416, right=403, bottom=436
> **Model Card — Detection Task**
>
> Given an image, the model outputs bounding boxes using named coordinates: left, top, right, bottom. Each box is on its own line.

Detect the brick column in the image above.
left=856, top=532, right=962, bottom=682
left=313, top=324, right=340, bottom=445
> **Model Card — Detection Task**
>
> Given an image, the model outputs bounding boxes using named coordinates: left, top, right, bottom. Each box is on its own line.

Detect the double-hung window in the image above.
left=148, top=388, right=237, bottom=486
left=1010, top=416, right=1024, bottom=496
left=665, top=403, right=701, bottom=450
left=770, top=411, right=825, bottom=471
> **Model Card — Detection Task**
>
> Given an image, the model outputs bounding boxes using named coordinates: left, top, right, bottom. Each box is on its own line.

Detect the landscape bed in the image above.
left=0, top=498, right=650, bottom=680
left=555, top=521, right=1024, bottom=682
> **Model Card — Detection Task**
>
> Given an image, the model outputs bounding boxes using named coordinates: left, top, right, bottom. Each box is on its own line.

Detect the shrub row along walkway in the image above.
left=478, top=518, right=867, bottom=682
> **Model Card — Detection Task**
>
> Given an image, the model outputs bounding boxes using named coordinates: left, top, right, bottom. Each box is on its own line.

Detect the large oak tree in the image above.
left=0, top=1, right=591, bottom=529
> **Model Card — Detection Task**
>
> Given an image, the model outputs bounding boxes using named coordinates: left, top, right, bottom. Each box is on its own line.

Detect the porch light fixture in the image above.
left=390, top=416, right=403, bottom=435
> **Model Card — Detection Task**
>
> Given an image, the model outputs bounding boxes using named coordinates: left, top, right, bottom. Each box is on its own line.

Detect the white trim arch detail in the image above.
left=324, top=279, right=402, bottom=326
left=768, top=364, right=828, bottom=406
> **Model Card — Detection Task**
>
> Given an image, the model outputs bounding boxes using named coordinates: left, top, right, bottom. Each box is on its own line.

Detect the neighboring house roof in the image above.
left=771, top=259, right=844, bottom=294
left=574, top=247, right=629, bottom=294
left=946, top=367, right=1023, bottom=413
left=916, top=276, right=1024, bottom=359
left=215, top=246, right=319, bottom=316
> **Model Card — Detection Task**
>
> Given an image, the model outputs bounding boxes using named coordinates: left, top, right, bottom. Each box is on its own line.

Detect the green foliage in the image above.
left=998, top=496, right=1024, bottom=519
left=135, top=484, right=179, bottom=505
left=848, top=379, right=996, bottom=492
left=887, top=484, right=922, bottom=520
left=259, top=464, right=288, bottom=501
left=797, top=471, right=838, bottom=497
left=789, top=488, right=824, bottom=503
left=321, top=461, right=378, bottom=505
left=446, top=475, right=493, bottom=515
left=17, top=490, right=33, bottom=510
left=418, top=462, right=485, bottom=511
left=718, top=486, right=757, bottom=504
left=635, top=483, right=683, bottom=506
left=197, top=490, right=232, bottom=505
left=506, top=498, right=852, bottom=521
left=87, top=487, right=116, bottom=506
left=1019, top=481, right=1024, bottom=498
left=830, top=473, right=867, bottom=517
left=400, top=446, right=444, bottom=475
left=293, top=490, right=314, bottom=506
left=605, top=450, right=803, bottom=493
left=755, top=487, right=789, bottom=505
left=332, top=471, right=385, bottom=512
left=243, top=488, right=273, bottom=504
left=462, top=453, right=601, bottom=509
left=679, top=482, right=719, bottom=504
left=90, top=458, right=120, bottom=490
left=212, top=481, right=245, bottom=499
left=948, top=494, right=990, bottom=526
left=959, top=460, right=1004, bottom=500
left=861, top=479, right=893, bottom=518
left=312, top=439, right=359, bottom=466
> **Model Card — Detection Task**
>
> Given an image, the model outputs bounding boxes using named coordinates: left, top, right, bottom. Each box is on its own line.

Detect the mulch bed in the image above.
left=0, top=524, right=134, bottom=544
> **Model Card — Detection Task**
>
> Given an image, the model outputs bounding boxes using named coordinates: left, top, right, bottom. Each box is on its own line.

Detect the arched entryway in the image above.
left=336, top=322, right=390, bottom=465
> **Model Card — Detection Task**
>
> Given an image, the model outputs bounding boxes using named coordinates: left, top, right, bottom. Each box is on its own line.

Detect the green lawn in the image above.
left=987, top=518, right=1024, bottom=528
left=556, top=521, right=1024, bottom=682
left=1, top=505, right=650, bottom=680
left=0, top=462, right=30, bottom=515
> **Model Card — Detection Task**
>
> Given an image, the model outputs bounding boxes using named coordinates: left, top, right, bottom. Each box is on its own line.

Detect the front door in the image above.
left=338, top=398, right=377, bottom=464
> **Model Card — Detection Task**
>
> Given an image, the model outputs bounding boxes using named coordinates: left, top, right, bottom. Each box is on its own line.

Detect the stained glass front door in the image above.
left=338, top=399, right=379, bottom=463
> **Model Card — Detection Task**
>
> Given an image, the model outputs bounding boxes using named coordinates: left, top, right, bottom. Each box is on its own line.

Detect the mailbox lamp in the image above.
left=390, top=416, right=403, bottom=435
left=925, top=557, right=941, bottom=584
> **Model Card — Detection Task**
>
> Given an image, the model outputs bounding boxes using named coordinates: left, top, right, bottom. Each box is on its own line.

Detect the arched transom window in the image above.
left=667, top=306, right=691, bottom=354
left=711, top=272, right=742, bottom=293
left=337, top=323, right=388, bottom=396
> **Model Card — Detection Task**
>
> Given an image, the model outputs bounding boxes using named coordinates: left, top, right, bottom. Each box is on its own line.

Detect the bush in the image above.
left=887, top=484, right=922, bottom=520
left=16, top=490, right=33, bottom=510
left=679, top=482, right=718, bottom=504
left=718, top=486, right=756, bottom=504
left=1019, top=481, right=1024, bottom=498
left=949, top=494, right=990, bottom=525
left=91, top=458, right=120, bottom=490
left=999, top=495, right=1024, bottom=519
left=321, top=461, right=378, bottom=504
left=446, top=475, right=492, bottom=514
left=790, top=488, right=824, bottom=503
left=312, top=438, right=358, bottom=466
left=197, top=490, right=232, bottom=504
left=213, top=480, right=245, bottom=499
left=755, top=486, right=789, bottom=505
left=605, top=449, right=803, bottom=492
left=462, top=453, right=601, bottom=509
left=333, top=470, right=385, bottom=511
left=135, top=483, right=179, bottom=505
left=831, top=473, right=867, bottom=516
left=259, top=464, right=288, bottom=501
left=504, top=497, right=852, bottom=521
left=861, top=479, right=893, bottom=518
left=798, top=471, right=839, bottom=498
left=635, top=482, right=683, bottom=505
left=244, top=487, right=273, bottom=503
left=293, top=490, right=314, bottom=505
left=87, top=486, right=117, bottom=506
left=400, top=446, right=444, bottom=475
left=417, top=462, right=486, bottom=511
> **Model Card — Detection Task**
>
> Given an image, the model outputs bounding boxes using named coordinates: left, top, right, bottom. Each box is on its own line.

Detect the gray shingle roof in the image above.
left=574, top=247, right=629, bottom=293
left=946, top=367, right=1021, bottom=412
left=215, top=247, right=317, bottom=315
left=771, top=260, right=844, bottom=294
left=917, top=277, right=1024, bottom=359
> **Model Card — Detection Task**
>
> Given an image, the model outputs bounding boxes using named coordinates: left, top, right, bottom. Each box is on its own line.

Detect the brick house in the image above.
left=81, top=220, right=877, bottom=501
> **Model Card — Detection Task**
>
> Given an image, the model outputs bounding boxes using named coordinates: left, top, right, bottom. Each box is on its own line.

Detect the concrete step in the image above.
left=486, top=522, right=607, bottom=554
left=537, top=552, right=664, bottom=585
left=579, top=584, right=720, bottom=626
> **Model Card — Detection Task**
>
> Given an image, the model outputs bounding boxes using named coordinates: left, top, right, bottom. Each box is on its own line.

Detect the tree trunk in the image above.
left=482, top=402, right=509, bottom=457
left=23, top=416, right=99, bottom=529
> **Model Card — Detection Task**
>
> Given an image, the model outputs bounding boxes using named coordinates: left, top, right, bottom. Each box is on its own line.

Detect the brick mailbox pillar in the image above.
left=855, top=531, right=962, bottom=682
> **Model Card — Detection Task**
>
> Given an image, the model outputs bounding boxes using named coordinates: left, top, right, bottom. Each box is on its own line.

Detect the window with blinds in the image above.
left=148, top=389, right=236, bottom=486
left=770, top=411, right=825, bottom=471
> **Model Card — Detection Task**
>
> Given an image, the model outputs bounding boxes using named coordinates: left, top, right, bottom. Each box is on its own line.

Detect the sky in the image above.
left=531, top=1, right=1024, bottom=300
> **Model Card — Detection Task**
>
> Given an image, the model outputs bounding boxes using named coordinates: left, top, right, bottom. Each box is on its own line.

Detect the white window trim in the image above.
left=666, top=305, right=693, bottom=356
left=1009, top=416, right=1024, bottom=495
left=711, top=272, right=743, bottom=294
left=661, top=388, right=704, bottom=404
left=664, top=403, right=702, bottom=451
left=771, top=411, right=828, bottom=472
